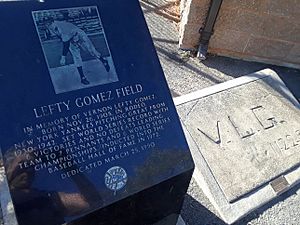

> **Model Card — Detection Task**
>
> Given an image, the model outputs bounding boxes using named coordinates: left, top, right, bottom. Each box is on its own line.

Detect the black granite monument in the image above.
left=0, top=1, right=194, bottom=225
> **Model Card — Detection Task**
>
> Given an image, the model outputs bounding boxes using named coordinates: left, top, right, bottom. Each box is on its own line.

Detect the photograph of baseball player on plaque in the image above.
left=32, top=6, right=118, bottom=94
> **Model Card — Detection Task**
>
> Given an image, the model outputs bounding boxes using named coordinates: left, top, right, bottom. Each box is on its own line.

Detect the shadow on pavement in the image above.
left=270, top=66, right=300, bottom=101
left=181, top=194, right=227, bottom=225
left=155, top=46, right=225, bottom=84
left=202, top=55, right=268, bottom=78
left=152, top=37, right=178, bottom=45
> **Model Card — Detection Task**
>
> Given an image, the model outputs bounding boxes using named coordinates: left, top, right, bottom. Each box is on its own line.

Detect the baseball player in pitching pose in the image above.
left=47, top=18, right=110, bottom=85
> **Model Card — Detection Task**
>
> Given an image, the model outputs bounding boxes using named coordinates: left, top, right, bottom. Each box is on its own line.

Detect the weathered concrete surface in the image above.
left=176, top=70, right=300, bottom=203
left=175, top=69, right=300, bottom=223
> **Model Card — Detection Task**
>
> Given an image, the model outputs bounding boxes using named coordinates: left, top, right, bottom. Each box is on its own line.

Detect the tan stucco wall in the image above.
left=179, top=0, right=300, bottom=69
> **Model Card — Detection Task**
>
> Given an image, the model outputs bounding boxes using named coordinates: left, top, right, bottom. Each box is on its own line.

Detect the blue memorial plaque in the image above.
left=0, top=1, right=194, bottom=225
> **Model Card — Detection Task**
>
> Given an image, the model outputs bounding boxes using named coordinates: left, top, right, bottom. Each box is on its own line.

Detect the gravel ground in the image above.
left=142, top=0, right=300, bottom=225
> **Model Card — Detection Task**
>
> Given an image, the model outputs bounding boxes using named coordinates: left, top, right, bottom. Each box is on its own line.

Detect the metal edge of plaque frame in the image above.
left=173, top=69, right=300, bottom=224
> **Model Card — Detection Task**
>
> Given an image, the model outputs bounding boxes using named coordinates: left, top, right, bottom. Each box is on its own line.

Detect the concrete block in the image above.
left=174, top=69, right=300, bottom=224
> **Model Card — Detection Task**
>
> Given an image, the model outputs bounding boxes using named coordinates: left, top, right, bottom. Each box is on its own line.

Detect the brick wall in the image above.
left=179, top=0, right=300, bottom=69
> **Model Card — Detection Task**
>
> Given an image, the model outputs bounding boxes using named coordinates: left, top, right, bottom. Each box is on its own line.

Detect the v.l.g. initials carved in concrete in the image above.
left=251, top=105, right=277, bottom=130
left=228, top=115, right=255, bottom=139
left=198, top=105, right=279, bottom=144
left=197, top=121, right=221, bottom=144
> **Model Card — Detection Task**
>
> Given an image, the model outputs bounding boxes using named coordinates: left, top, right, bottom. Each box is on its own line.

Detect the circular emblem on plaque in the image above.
left=104, top=166, right=127, bottom=193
